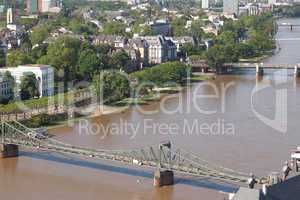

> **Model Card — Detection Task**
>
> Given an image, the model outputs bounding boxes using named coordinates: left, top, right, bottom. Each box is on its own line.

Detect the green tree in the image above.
left=0, top=48, right=5, bottom=67
left=247, top=30, right=274, bottom=52
left=6, top=50, right=33, bottom=67
left=93, top=71, right=130, bottom=103
left=131, top=62, right=190, bottom=86
left=103, top=22, right=127, bottom=36
left=38, top=37, right=81, bottom=82
left=206, top=44, right=239, bottom=68
left=20, top=73, right=40, bottom=100
left=30, top=25, right=51, bottom=45
left=190, top=20, right=204, bottom=43
left=78, top=49, right=101, bottom=79
left=180, top=43, right=206, bottom=57
left=171, top=18, right=188, bottom=37
left=109, top=50, right=132, bottom=72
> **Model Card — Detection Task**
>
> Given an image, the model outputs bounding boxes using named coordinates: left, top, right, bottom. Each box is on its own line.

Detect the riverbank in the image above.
left=41, top=73, right=214, bottom=130
left=34, top=105, right=130, bottom=130
left=239, top=52, right=274, bottom=63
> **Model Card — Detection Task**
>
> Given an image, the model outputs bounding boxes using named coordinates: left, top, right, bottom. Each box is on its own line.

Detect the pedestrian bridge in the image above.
left=224, top=63, right=299, bottom=69
left=277, top=23, right=300, bottom=31
left=0, top=120, right=251, bottom=186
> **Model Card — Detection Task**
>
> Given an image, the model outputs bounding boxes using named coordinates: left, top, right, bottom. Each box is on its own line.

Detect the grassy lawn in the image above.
left=239, top=52, right=273, bottom=63
left=188, top=74, right=215, bottom=82
left=0, top=92, right=72, bottom=113
left=113, top=92, right=163, bottom=106
left=0, top=20, right=5, bottom=29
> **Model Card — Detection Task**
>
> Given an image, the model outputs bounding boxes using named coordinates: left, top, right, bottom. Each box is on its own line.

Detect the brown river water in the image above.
left=1, top=18, right=300, bottom=200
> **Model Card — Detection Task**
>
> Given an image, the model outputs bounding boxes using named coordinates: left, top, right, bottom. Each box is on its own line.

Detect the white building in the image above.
left=166, top=36, right=195, bottom=52
left=0, top=74, right=13, bottom=99
left=7, top=8, right=13, bottom=24
left=268, top=0, right=276, bottom=5
left=202, top=0, right=209, bottom=9
left=41, top=0, right=51, bottom=12
left=0, top=65, right=54, bottom=97
left=141, top=35, right=177, bottom=64
left=224, top=0, right=239, bottom=15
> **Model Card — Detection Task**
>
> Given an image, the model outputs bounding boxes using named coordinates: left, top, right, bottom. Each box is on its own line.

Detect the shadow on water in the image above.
left=19, top=151, right=238, bottom=193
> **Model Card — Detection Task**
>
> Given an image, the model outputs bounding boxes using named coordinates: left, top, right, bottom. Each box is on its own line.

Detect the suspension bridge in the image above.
left=0, top=120, right=252, bottom=187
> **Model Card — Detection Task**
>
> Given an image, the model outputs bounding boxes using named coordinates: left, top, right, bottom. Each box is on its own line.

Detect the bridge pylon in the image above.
left=256, top=63, right=264, bottom=76
left=153, top=142, right=174, bottom=187
left=0, top=144, right=19, bottom=158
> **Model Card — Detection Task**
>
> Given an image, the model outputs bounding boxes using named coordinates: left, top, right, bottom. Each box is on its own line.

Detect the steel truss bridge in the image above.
left=0, top=121, right=251, bottom=186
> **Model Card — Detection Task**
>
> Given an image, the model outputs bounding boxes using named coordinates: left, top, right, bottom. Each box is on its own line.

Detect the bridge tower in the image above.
left=153, top=142, right=174, bottom=187
left=256, top=63, right=264, bottom=76
left=0, top=123, right=19, bottom=158
left=294, top=64, right=300, bottom=77
left=0, top=144, right=19, bottom=158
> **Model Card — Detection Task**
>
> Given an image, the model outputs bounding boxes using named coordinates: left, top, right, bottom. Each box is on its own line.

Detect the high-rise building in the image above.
left=41, top=0, right=51, bottom=12
left=223, top=0, right=239, bottom=15
left=6, top=8, right=13, bottom=24
left=26, top=0, right=62, bottom=14
left=26, top=0, right=38, bottom=14
left=202, top=0, right=209, bottom=9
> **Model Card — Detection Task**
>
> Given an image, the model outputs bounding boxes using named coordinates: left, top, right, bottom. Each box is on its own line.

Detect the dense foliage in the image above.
left=131, top=62, right=190, bottom=87
left=274, top=5, right=300, bottom=17
left=93, top=71, right=130, bottom=104
left=206, top=13, right=276, bottom=68
left=20, top=73, right=40, bottom=100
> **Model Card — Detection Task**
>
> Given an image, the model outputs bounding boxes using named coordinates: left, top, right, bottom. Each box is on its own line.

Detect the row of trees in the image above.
left=274, top=5, right=300, bottom=17
left=0, top=71, right=40, bottom=103
left=185, top=13, right=276, bottom=68
left=131, top=62, right=190, bottom=87
left=7, top=36, right=133, bottom=82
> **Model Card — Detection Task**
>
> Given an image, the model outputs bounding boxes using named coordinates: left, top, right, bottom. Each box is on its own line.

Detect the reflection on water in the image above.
left=1, top=18, right=300, bottom=200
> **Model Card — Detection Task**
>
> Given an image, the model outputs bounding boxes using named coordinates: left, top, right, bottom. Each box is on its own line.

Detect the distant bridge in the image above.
left=224, top=63, right=300, bottom=76
left=0, top=120, right=251, bottom=186
left=278, top=23, right=300, bottom=27
left=275, top=38, right=300, bottom=41
left=277, top=23, right=300, bottom=31
left=223, top=63, right=299, bottom=69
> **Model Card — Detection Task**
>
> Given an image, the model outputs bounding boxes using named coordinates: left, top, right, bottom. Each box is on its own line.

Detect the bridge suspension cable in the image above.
left=0, top=121, right=252, bottom=185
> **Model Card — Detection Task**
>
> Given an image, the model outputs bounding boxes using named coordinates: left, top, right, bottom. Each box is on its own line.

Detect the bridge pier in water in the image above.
left=153, top=170, right=174, bottom=187
left=0, top=144, right=19, bottom=158
left=256, top=64, right=264, bottom=76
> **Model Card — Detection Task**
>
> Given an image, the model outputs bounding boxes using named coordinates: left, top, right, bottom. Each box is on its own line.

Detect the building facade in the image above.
left=130, top=38, right=149, bottom=67
left=166, top=36, right=195, bottom=52
left=27, top=0, right=62, bottom=14
left=0, top=65, right=54, bottom=97
left=141, top=35, right=177, bottom=64
left=6, top=8, right=13, bottom=24
left=202, top=0, right=209, bottom=9
left=149, top=20, right=171, bottom=36
left=0, top=74, right=13, bottom=99
left=26, top=0, right=38, bottom=14
left=223, top=0, right=239, bottom=15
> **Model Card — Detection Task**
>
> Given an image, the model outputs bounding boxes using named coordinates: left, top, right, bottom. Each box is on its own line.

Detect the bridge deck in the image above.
left=224, top=63, right=298, bottom=69
left=0, top=121, right=252, bottom=186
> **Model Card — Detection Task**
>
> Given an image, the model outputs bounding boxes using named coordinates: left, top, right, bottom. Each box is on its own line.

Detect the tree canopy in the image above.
left=20, top=73, right=40, bottom=100
left=93, top=71, right=130, bottom=104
